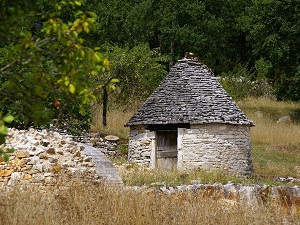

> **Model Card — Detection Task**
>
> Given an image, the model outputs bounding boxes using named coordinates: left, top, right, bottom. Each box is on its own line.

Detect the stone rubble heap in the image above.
left=0, top=128, right=102, bottom=187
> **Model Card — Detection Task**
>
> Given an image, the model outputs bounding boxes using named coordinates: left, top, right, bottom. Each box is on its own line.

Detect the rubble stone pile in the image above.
left=0, top=128, right=102, bottom=187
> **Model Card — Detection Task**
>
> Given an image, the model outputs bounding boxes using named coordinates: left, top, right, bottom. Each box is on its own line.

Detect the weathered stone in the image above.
left=83, top=157, right=91, bottom=162
left=32, top=174, right=45, bottom=183
left=17, top=159, right=29, bottom=168
left=42, top=162, right=52, bottom=172
left=38, top=152, right=48, bottom=159
left=73, top=151, right=81, bottom=157
left=3, top=127, right=122, bottom=187
left=0, top=169, right=13, bottom=177
left=41, top=139, right=50, bottom=147
left=23, top=174, right=32, bottom=181
left=44, top=176, right=56, bottom=185
left=56, top=149, right=63, bottom=155
left=7, top=172, right=21, bottom=185
left=49, top=158, right=58, bottom=164
left=33, top=164, right=43, bottom=173
left=105, top=135, right=119, bottom=142
left=27, top=156, right=40, bottom=165
left=46, top=147, right=56, bottom=155
left=16, top=151, right=30, bottom=159
left=277, top=115, right=291, bottom=124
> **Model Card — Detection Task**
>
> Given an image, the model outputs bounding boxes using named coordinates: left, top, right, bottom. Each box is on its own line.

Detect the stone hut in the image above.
left=125, top=57, right=255, bottom=177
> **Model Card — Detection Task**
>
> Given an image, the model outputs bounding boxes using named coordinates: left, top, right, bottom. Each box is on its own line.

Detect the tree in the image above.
left=241, top=0, right=300, bottom=100
left=0, top=0, right=115, bottom=159
left=94, top=44, right=167, bottom=126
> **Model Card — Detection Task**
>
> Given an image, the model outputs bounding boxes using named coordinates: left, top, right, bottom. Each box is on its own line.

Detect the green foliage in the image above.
left=241, top=0, right=300, bottom=100
left=0, top=113, right=14, bottom=161
left=101, top=44, right=168, bottom=104
left=87, top=0, right=299, bottom=101
left=0, top=0, right=111, bottom=158
left=276, top=67, right=300, bottom=101
left=219, top=64, right=274, bottom=100
left=0, top=0, right=108, bottom=126
left=118, top=144, right=128, bottom=155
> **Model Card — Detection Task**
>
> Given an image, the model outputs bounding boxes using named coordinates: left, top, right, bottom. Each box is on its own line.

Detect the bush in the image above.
left=218, top=64, right=275, bottom=100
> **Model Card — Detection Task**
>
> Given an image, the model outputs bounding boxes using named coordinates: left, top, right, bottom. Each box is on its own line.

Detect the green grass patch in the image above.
left=252, top=143, right=300, bottom=178
left=116, top=163, right=288, bottom=187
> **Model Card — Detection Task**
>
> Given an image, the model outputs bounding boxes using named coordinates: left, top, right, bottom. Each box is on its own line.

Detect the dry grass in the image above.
left=1, top=180, right=300, bottom=225
left=117, top=163, right=249, bottom=186
left=90, top=103, right=134, bottom=141
left=237, top=97, right=300, bottom=144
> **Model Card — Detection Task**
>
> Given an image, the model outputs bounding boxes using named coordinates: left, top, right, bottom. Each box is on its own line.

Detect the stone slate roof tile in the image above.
left=126, top=58, right=254, bottom=127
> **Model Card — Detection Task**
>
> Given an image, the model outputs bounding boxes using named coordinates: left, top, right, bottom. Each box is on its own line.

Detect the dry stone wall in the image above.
left=178, top=124, right=253, bottom=177
left=128, top=182, right=300, bottom=208
left=128, top=125, right=155, bottom=168
left=0, top=128, right=102, bottom=188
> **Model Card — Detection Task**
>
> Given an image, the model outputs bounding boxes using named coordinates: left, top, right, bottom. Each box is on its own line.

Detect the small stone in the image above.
left=56, top=149, right=63, bottom=155
left=84, top=157, right=91, bottom=162
left=27, top=156, right=40, bottom=165
left=39, top=152, right=48, bottom=159
left=41, top=139, right=50, bottom=147
left=46, top=147, right=56, bottom=155
left=16, top=151, right=30, bottom=159
left=44, top=172, right=54, bottom=177
left=49, top=158, right=58, bottom=164
left=32, top=173, right=45, bottom=183
left=23, top=174, right=32, bottom=181
left=0, top=169, right=13, bottom=177
left=87, top=162, right=94, bottom=167
left=73, top=151, right=81, bottom=157
left=7, top=172, right=21, bottom=185
left=33, top=164, right=43, bottom=173
left=42, top=162, right=51, bottom=172
left=91, top=137, right=100, bottom=143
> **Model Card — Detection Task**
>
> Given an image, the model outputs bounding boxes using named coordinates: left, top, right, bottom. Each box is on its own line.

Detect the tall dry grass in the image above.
left=237, top=97, right=300, bottom=144
left=237, top=97, right=300, bottom=177
left=1, top=180, right=299, bottom=225
left=91, top=103, right=134, bottom=141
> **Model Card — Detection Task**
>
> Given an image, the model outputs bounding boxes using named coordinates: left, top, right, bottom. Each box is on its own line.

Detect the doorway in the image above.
left=156, top=130, right=178, bottom=171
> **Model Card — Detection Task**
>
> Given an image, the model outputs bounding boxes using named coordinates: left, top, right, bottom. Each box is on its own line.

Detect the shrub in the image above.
left=218, top=64, right=274, bottom=100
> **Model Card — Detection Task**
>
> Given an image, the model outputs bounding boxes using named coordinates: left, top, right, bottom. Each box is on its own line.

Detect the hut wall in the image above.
left=178, top=124, right=253, bottom=177
left=128, top=125, right=156, bottom=168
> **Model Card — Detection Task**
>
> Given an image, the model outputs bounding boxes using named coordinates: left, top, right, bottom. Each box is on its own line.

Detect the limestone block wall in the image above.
left=178, top=124, right=253, bottom=177
left=128, top=125, right=156, bottom=168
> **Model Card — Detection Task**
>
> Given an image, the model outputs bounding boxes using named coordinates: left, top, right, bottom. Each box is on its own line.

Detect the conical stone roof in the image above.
left=126, top=58, right=254, bottom=127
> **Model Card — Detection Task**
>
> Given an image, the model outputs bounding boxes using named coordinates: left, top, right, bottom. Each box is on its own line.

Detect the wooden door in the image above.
left=156, top=130, right=178, bottom=171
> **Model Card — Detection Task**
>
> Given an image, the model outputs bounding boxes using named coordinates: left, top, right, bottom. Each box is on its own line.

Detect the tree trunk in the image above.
left=169, top=40, right=175, bottom=69
left=102, top=87, right=108, bottom=127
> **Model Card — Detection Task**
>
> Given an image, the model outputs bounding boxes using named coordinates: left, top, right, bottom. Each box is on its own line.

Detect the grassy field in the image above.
left=1, top=180, right=300, bottom=225
left=1, top=98, right=299, bottom=225
left=238, top=98, right=300, bottom=179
